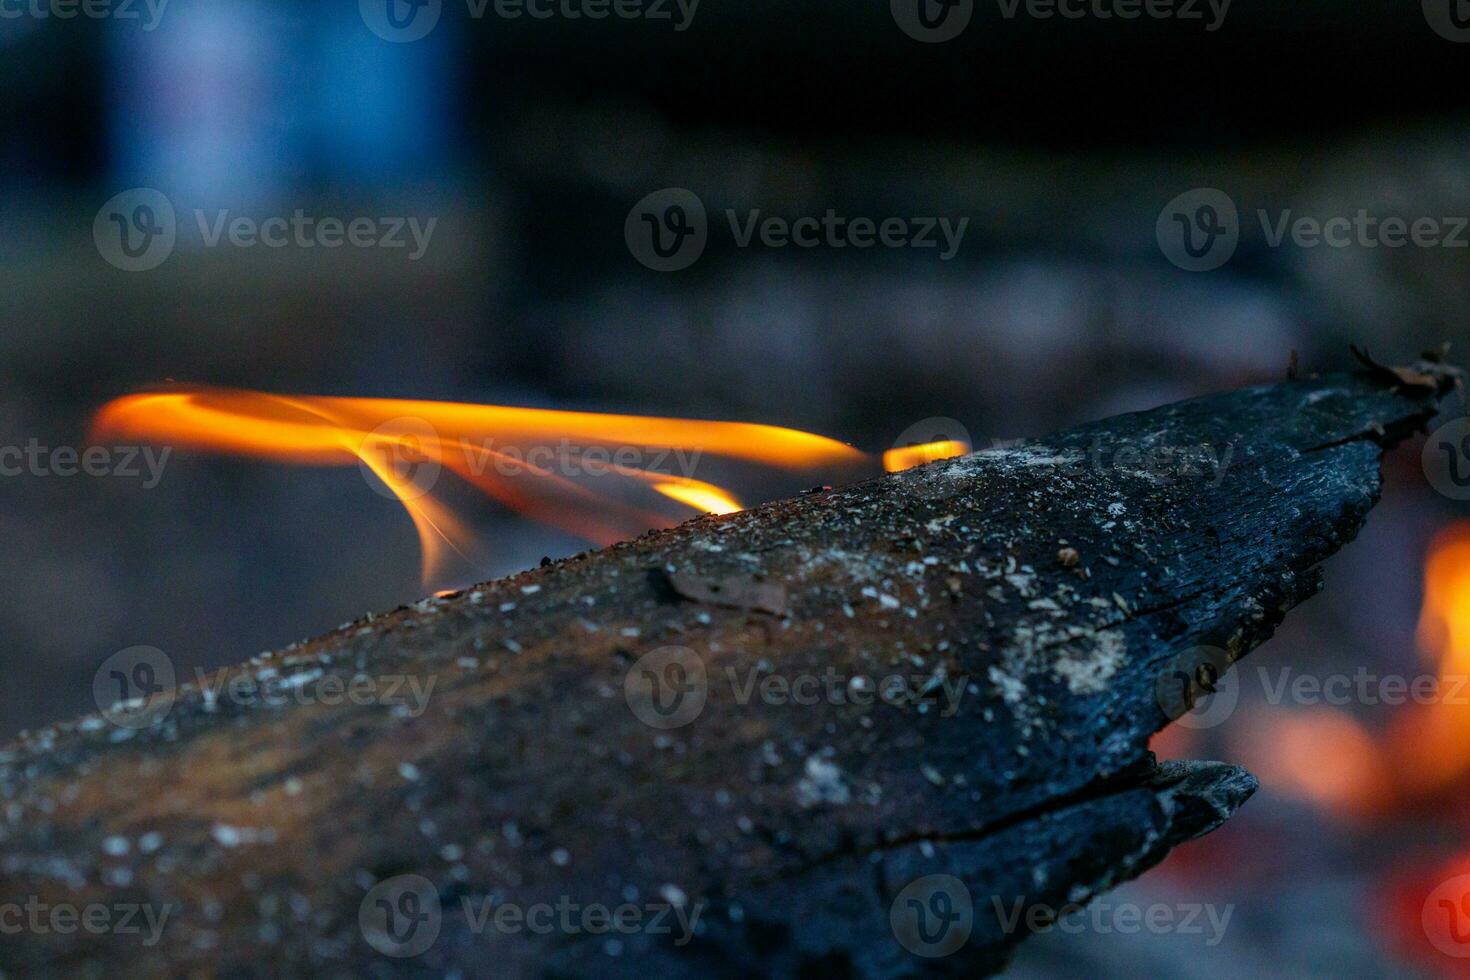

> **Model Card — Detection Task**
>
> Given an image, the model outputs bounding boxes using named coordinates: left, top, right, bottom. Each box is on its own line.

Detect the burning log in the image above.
left=0, top=359, right=1458, bottom=977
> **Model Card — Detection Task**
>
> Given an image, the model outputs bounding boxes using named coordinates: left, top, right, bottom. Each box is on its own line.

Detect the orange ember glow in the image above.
left=1232, top=521, right=1470, bottom=818
left=882, top=439, right=972, bottom=473
left=1235, top=706, right=1392, bottom=816
left=1384, top=523, right=1470, bottom=799
left=91, top=387, right=896, bottom=586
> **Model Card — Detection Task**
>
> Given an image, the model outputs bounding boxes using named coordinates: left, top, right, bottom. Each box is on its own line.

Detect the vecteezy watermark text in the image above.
left=460, top=438, right=704, bottom=480
left=625, top=188, right=969, bottom=271
left=359, top=875, right=704, bottom=958
left=0, top=0, right=168, bottom=29
left=992, top=896, right=1234, bottom=945
left=92, top=646, right=437, bottom=730
left=193, top=666, right=437, bottom=718
left=624, top=646, right=968, bottom=730
left=95, top=188, right=438, bottom=272
left=890, top=0, right=1227, bottom=43
left=0, top=441, right=169, bottom=487
left=1158, top=187, right=1470, bottom=271
left=1157, top=644, right=1470, bottom=730
left=0, top=898, right=175, bottom=947
left=360, top=0, right=698, bottom=43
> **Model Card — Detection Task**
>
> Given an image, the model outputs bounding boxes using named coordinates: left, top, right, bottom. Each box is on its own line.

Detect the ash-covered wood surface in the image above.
left=0, top=363, right=1456, bottom=978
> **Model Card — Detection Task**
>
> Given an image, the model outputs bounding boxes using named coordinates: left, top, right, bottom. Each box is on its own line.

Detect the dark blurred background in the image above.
left=2, top=1, right=1468, bottom=974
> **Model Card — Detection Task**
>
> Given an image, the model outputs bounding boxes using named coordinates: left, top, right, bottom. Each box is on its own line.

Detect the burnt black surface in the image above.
left=0, top=364, right=1454, bottom=977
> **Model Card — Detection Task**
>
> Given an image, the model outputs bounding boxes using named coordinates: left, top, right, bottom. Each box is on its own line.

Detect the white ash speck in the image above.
left=1052, top=629, right=1127, bottom=694
left=398, top=762, right=422, bottom=782
left=102, top=835, right=130, bottom=857
left=1005, top=572, right=1037, bottom=596
left=550, top=847, right=570, bottom=866
left=795, top=754, right=850, bottom=807
left=212, top=824, right=274, bottom=848
left=988, top=665, right=1027, bottom=706
left=281, top=669, right=322, bottom=690
left=520, top=584, right=541, bottom=595
left=659, top=883, right=688, bottom=907
left=139, top=832, right=163, bottom=853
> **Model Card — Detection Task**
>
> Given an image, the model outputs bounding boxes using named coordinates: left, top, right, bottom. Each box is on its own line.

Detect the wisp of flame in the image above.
left=92, top=387, right=967, bottom=587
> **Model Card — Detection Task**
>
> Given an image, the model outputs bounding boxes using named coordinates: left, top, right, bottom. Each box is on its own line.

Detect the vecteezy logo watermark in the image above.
left=890, top=875, right=973, bottom=957
left=1155, top=645, right=1238, bottom=730
left=623, top=647, right=969, bottom=730
left=460, top=892, right=704, bottom=944
left=361, top=0, right=698, bottom=41
left=625, top=188, right=970, bottom=271
left=1424, top=418, right=1470, bottom=500
left=890, top=0, right=974, bottom=42
left=725, top=665, right=968, bottom=716
left=1423, top=0, right=1470, bottom=42
left=0, top=898, right=176, bottom=946
left=94, top=189, right=177, bottom=273
left=1424, top=874, right=1470, bottom=957
left=0, top=0, right=169, bottom=30
left=625, top=646, right=708, bottom=729
left=94, top=189, right=438, bottom=271
left=993, top=896, right=1233, bottom=945
left=1159, top=187, right=1470, bottom=271
left=357, top=417, right=443, bottom=502
left=360, top=874, right=706, bottom=957
left=1060, top=436, right=1233, bottom=485
left=194, top=666, right=437, bottom=718
left=361, top=875, right=443, bottom=957
left=360, top=0, right=443, bottom=42
left=1156, top=656, right=1470, bottom=730
left=353, top=416, right=710, bottom=501
left=93, top=646, right=177, bottom=730
left=624, top=188, right=708, bottom=272
left=994, top=0, right=1230, bottom=29
left=0, top=441, right=170, bottom=487
left=892, top=0, right=1228, bottom=41
left=1156, top=188, right=1239, bottom=272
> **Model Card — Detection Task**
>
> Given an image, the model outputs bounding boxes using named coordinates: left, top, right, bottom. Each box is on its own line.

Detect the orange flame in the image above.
left=1230, top=521, right=1470, bottom=817
left=882, top=439, right=971, bottom=473
left=1383, top=523, right=1470, bottom=799
left=91, top=387, right=889, bottom=586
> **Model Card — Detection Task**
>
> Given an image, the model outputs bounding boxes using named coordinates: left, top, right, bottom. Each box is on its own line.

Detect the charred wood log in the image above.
left=0, top=360, right=1458, bottom=977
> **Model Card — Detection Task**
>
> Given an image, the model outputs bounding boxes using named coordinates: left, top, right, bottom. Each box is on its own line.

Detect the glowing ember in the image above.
left=91, top=387, right=966, bottom=587
left=1232, top=705, right=1391, bottom=817
left=1229, top=521, right=1470, bottom=815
